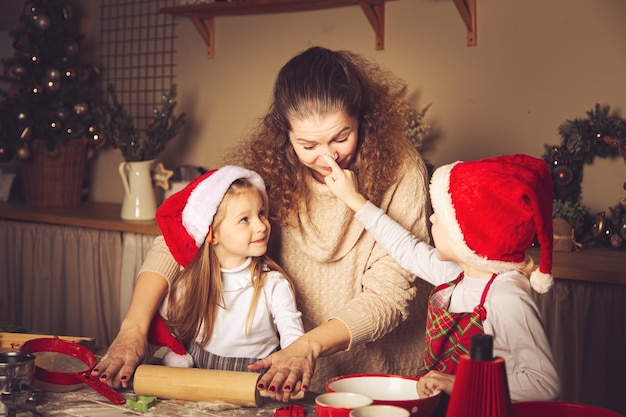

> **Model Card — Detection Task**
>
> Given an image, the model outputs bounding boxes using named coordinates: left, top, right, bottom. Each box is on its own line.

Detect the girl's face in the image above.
left=429, top=212, right=456, bottom=263
left=212, top=188, right=271, bottom=269
left=288, top=109, right=359, bottom=183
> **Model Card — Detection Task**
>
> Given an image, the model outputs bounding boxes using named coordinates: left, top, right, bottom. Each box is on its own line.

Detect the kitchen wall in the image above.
left=2, top=0, right=625, bottom=213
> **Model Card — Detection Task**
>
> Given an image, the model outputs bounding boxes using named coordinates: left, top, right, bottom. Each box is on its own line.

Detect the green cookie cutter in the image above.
left=125, top=395, right=157, bottom=411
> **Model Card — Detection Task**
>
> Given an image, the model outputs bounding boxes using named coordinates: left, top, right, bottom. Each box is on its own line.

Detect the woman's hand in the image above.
left=248, top=319, right=350, bottom=402
left=248, top=338, right=317, bottom=402
left=322, top=154, right=367, bottom=212
left=92, top=326, right=148, bottom=389
left=92, top=271, right=168, bottom=389
left=417, top=371, right=454, bottom=398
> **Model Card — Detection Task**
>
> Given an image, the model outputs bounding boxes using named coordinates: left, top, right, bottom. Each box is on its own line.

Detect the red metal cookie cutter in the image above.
left=274, top=405, right=305, bottom=417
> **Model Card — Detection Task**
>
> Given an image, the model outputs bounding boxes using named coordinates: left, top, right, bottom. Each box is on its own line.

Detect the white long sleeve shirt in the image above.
left=161, top=258, right=304, bottom=359
left=355, top=201, right=560, bottom=402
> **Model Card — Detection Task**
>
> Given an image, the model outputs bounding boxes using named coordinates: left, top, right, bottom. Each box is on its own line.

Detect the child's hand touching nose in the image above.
left=322, top=154, right=368, bottom=212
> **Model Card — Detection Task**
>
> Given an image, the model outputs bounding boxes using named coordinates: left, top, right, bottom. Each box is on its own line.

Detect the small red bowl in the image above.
left=326, top=373, right=441, bottom=417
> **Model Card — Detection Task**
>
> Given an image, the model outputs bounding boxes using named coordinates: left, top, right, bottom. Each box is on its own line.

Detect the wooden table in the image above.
left=13, top=386, right=318, bottom=416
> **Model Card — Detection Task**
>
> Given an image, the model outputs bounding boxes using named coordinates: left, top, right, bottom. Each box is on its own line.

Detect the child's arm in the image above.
left=323, top=154, right=460, bottom=284
left=322, top=154, right=368, bottom=212
left=268, top=273, right=305, bottom=348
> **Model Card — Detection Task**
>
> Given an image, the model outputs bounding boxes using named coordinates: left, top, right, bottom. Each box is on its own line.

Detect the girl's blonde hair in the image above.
left=226, top=46, right=423, bottom=227
left=164, top=179, right=295, bottom=345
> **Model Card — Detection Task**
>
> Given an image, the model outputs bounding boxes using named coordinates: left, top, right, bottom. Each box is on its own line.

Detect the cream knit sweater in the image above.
left=140, top=157, right=432, bottom=392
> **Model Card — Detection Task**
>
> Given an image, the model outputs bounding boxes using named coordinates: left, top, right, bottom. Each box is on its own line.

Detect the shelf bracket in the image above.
left=190, top=16, right=215, bottom=58
left=452, top=0, right=477, bottom=46
left=359, top=1, right=386, bottom=51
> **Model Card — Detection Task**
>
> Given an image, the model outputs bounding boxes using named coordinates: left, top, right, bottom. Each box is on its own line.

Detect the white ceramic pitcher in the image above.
left=118, top=160, right=157, bottom=220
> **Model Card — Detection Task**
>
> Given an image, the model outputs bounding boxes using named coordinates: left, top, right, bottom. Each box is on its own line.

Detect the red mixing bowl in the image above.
left=326, top=373, right=441, bottom=417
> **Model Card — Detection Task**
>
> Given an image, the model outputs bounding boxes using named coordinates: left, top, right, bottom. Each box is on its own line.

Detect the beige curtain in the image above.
left=119, top=232, right=156, bottom=320
left=0, top=220, right=122, bottom=347
left=532, top=279, right=626, bottom=414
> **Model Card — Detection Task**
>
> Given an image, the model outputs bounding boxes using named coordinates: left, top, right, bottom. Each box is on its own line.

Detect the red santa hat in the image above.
left=429, top=154, right=554, bottom=293
left=148, top=313, right=194, bottom=368
left=156, top=165, right=269, bottom=267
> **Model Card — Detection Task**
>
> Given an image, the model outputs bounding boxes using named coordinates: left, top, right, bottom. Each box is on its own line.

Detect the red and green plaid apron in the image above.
left=417, top=272, right=498, bottom=377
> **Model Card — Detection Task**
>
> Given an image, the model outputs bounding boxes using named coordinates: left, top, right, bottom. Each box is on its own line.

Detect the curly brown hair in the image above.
left=226, top=46, right=419, bottom=226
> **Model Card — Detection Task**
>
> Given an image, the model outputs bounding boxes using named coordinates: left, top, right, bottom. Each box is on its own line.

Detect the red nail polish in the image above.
left=121, top=376, right=128, bottom=380
left=269, top=386, right=276, bottom=392
left=284, top=386, right=291, bottom=391
left=100, top=374, right=108, bottom=380
left=302, top=385, right=308, bottom=390
left=257, top=383, right=265, bottom=389
left=92, top=368, right=99, bottom=373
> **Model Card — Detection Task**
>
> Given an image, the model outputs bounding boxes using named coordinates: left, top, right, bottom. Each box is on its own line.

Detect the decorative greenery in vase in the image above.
left=100, top=83, right=186, bottom=162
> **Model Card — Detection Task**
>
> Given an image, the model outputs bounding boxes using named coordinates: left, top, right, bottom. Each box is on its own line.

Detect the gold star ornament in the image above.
left=153, top=162, right=174, bottom=190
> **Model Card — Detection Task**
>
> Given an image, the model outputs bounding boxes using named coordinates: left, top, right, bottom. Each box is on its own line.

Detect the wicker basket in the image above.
left=21, top=138, right=88, bottom=207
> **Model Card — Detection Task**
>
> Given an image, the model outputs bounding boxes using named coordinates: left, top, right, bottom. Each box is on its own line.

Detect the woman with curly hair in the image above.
left=93, top=46, right=431, bottom=401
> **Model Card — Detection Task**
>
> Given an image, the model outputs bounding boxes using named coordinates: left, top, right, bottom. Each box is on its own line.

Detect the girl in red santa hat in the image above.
left=323, top=153, right=560, bottom=414
left=148, top=165, right=304, bottom=373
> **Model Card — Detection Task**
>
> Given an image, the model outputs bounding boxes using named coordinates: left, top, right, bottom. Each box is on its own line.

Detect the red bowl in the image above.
left=326, top=374, right=441, bottom=417
left=512, top=401, right=623, bottom=417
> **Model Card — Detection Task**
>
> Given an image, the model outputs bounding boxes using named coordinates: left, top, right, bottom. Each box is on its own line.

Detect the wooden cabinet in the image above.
left=0, top=202, right=159, bottom=347
left=526, top=247, right=625, bottom=414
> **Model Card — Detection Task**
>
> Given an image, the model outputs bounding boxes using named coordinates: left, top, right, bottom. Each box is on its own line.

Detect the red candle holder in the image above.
left=445, top=334, right=513, bottom=417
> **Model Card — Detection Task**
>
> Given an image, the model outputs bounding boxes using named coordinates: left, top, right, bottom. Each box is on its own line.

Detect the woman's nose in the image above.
left=320, top=146, right=338, bottom=160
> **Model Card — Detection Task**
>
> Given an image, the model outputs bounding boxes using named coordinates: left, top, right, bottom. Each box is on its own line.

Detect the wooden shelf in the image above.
left=0, top=201, right=161, bottom=235
left=160, top=0, right=396, bottom=58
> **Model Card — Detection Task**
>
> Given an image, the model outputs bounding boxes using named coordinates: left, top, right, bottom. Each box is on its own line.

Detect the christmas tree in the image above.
left=0, top=0, right=102, bottom=163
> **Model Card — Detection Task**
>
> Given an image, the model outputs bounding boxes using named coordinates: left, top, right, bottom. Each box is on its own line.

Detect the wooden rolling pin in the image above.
left=133, top=364, right=304, bottom=407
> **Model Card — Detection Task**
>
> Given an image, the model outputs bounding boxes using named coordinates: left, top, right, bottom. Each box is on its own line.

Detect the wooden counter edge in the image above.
left=0, top=332, right=95, bottom=352
left=0, top=201, right=161, bottom=235
left=1, top=201, right=623, bottom=285
left=526, top=247, right=625, bottom=286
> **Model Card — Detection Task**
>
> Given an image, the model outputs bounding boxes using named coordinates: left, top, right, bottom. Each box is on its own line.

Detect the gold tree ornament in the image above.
left=16, top=146, right=31, bottom=160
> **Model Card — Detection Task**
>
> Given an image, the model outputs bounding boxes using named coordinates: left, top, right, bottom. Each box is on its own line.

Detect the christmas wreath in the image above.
left=542, top=104, right=626, bottom=249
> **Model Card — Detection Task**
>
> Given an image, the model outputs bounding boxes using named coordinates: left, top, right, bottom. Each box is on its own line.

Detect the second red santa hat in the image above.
left=429, top=154, right=554, bottom=293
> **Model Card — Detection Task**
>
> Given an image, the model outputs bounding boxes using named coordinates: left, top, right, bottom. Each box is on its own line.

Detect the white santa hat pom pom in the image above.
left=530, top=269, right=554, bottom=294
left=162, top=350, right=194, bottom=368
